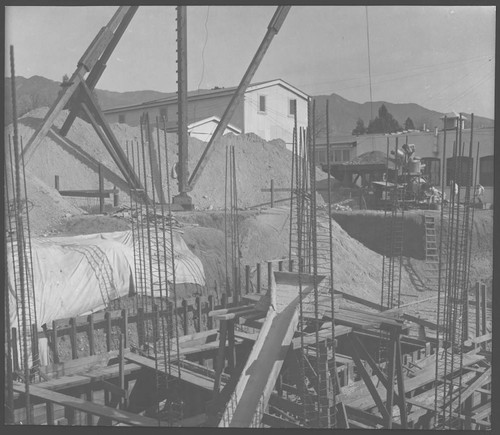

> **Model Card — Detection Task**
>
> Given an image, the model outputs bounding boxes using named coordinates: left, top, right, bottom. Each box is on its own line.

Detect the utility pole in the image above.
left=173, top=5, right=193, bottom=210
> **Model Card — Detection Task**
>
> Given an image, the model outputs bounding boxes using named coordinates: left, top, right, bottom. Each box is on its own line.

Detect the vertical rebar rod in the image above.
left=146, top=115, right=162, bottom=423
left=20, top=136, right=38, bottom=373
left=289, top=102, right=297, bottom=263
left=10, top=45, right=32, bottom=424
left=155, top=117, right=170, bottom=380
left=325, top=99, right=337, bottom=426
left=163, top=116, right=181, bottom=379
left=4, top=150, right=14, bottom=424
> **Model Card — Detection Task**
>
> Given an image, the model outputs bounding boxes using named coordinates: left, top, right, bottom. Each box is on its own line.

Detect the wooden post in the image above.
left=65, top=406, right=76, bottom=426
left=46, top=402, right=55, bottom=425
left=395, top=333, right=408, bottom=428
left=233, top=265, right=239, bottom=305
left=221, top=292, right=227, bottom=309
left=86, top=389, right=94, bottom=425
left=137, top=307, right=145, bottom=348
left=31, top=324, right=39, bottom=368
left=119, top=333, right=125, bottom=409
left=11, top=328, right=19, bottom=371
left=98, top=163, right=105, bottom=214
left=256, top=262, right=261, bottom=294
left=289, top=259, right=294, bottom=272
left=213, top=320, right=228, bottom=396
left=152, top=304, right=158, bottom=342
left=182, top=299, right=189, bottom=335
left=50, top=322, right=58, bottom=365
left=196, top=297, right=202, bottom=332
left=270, top=179, right=274, bottom=207
left=113, top=186, right=119, bottom=206
left=481, top=283, right=487, bottom=336
left=88, top=314, right=95, bottom=356
left=105, top=311, right=112, bottom=352
left=278, top=260, right=283, bottom=271
left=121, top=309, right=128, bottom=349
left=54, top=175, right=60, bottom=191
left=245, top=265, right=250, bottom=294
left=268, top=261, right=273, bottom=291
left=464, top=290, right=469, bottom=343
left=227, top=320, right=236, bottom=373
left=385, top=329, right=397, bottom=428
left=475, top=282, right=481, bottom=344
left=70, top=317, right=78, bottom=360
left=207, top=295, right=214, bottom=330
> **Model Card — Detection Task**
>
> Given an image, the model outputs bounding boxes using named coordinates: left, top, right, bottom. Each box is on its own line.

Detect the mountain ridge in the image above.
left=4, top=75, right=494, bottom=133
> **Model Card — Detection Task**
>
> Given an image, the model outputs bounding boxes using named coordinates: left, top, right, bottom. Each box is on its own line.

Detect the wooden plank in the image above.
left=101, top=380, right=128, bottom=399
left=334, top=290, right=384, bottom=310
left=464, top=332, right=492, bottom=347
left=449, top=368, right=491, bottom=411
left=13, top=382, right=167, bottom=426
left=345, top=405, right=401, bottom=429
left=58, top=190, right=112, bottom=198
left=124, top=352, right=218, bottom=392
left=349, top=337, right=390, bottom=421
left=262, top=412, right=301, bottom=428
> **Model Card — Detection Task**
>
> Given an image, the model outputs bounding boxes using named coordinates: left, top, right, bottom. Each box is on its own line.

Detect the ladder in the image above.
left=424, top=215, right=440, bottom=290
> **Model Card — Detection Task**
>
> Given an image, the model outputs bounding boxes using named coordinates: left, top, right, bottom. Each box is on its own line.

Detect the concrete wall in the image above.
left=345, top=127, right=494, bottom=203
left=243, top=85, right=308, bottom=150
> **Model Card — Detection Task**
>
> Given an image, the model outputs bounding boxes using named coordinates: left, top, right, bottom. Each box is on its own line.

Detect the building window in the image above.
left=289, top=99, right=296, bottom=116
left=446, top=156, right=473, bottom=186
left=421, top=157, right=440, bottom=186
left=342, top=149, right=350, bottom=162
left=259, top=95, right=266, bottom=113
left=118, top=114, right=126, bottom=124
left=479, top=155, right=493, bottom=187
left=334, top=150, right=342, bottom=162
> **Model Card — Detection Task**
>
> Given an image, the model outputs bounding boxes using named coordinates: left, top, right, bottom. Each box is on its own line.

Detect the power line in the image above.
left=365, top=6, right=374, bottom=123
left=197, top=6, right=210, bottom=91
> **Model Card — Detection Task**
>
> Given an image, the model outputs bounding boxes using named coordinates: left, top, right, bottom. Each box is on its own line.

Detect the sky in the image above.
left=4, top=5, right=496, bottom=119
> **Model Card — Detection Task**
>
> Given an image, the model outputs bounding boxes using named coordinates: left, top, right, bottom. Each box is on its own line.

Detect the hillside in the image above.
left=4, top=75, right=171, bottom=125
left=4, top=75, right=494, bottom=132
left=313, top=93, right=494, bottom=136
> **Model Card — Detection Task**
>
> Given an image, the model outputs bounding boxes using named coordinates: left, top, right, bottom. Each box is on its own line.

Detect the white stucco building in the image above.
left=103, top=79, right=310, bottom=150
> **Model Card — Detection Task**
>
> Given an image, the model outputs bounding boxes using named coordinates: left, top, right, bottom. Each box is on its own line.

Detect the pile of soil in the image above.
left=9, top=108, right=326, bottom=211
left=5, top=168, right=84, bottom=236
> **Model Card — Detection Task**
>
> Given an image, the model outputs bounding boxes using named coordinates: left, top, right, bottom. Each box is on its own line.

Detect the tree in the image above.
left=352, top=118, right=366, bottom=135
left=404, top=117, right=415, bottom=130
left=366, top=104, right=402, bottom=134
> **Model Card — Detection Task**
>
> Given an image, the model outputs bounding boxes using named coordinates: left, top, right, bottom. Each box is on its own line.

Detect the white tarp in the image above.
left=8, top=229, right=205, bottom=329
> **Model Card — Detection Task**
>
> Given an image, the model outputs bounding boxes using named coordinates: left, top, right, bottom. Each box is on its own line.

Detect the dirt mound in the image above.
left=11, top=108, right=326, bottom=212
left=5, top=168, right=84, bottom=236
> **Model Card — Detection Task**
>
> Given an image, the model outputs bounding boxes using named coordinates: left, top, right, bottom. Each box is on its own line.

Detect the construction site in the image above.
left=4, top=6, right=493, bottom=430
